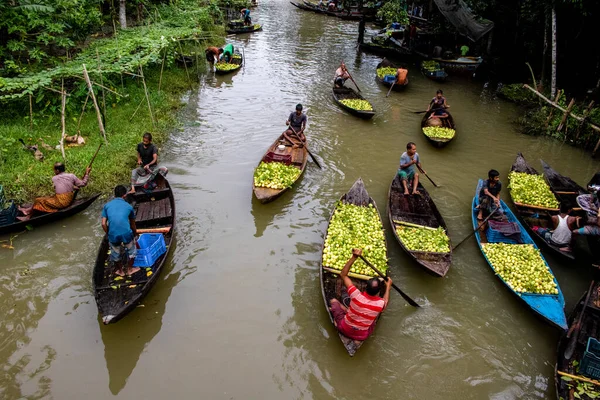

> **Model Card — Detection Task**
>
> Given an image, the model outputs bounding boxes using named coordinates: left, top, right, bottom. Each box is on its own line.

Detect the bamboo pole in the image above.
left=138, top=65, right=156, bottom=129
left=129, top=97, right=146, bottom=122
left=546, top=90, right=562, bottom=126
left=29, top=94, right=33, bottom=131
left=557, top=371, right=600, bottom=387
left=77, top=93, right=90, bottom=138
left=158, top=48, right=167, bottom=93
left=178, top=41, right=193, bottom=89
left=558, top=98, right=575, bottom=134
left=523, top=85, right=600, bottom=133
left=60, top=79, right=66, bottom=160
left=96, top=49, right=107, bottom=125
left=393, top=220, right=438, bottom=231
left=82, top=64, right=108, bottom=144
left=514, top=202, right=559, bottom=211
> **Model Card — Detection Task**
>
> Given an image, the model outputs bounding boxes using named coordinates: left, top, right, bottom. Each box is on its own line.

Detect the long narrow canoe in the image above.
left=252, top=132, right=308, bottom=203
left=215, top=51, right=243, bottom=74
left=0, top=193, right=100, bottom=235
left=432, top=56, right=482, bottom=76
left=332, top=87, right=376, bottom=120
left=93, top=174, right=175, bottom=324
left=421, top=111, right=456, bottom=148
left=510, top=153, right=574, bottom=260
left=320, top=178, right=388, bottom=356
left=226, top=24, right=262, bottom=34
left=541, top=159, right=587, bottom=207
left=472, top=179, right=567, bottom=330
left=375, top=58, right=408, bottom=91
left=555, top=281, right=600, bottom=400
left=388, top=176, right=451, bottom=277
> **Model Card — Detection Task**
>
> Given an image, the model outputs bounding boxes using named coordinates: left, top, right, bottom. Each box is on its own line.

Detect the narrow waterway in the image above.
left=1, top=1, right=599, bottom=399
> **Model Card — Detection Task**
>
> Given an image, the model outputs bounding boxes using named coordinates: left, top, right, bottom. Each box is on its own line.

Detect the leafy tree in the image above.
left=376, top=0, right=409, bottom=26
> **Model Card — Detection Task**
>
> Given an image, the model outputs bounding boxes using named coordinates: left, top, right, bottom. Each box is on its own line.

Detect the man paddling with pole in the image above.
left=283, top=104, right=307, bottom=147
left=329, top=248, right=392, bottom=341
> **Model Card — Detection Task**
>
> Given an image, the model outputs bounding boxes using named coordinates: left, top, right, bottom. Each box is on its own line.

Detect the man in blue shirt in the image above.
left=398, top=142, right=425, bottom=195
left=101, top=185, right=140, bottom=276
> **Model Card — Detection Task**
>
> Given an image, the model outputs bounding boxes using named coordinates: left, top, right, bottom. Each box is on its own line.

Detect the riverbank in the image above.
left=0, top=66, right=196, bottom=203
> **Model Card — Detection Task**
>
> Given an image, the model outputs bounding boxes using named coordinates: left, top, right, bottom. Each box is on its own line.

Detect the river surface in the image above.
left=2, top=1, right=600, bottom=399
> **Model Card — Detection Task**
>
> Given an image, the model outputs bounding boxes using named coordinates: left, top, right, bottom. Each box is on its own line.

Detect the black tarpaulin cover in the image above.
left=433, top=0, right=494, bottom=42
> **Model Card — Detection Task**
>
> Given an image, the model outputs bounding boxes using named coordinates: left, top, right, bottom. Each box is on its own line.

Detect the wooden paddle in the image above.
left=344, top=66, right=362, bottom=92
left=386, top=80, right=396, bottom=97
left=358, top=254, right=421, bottom=308
left=74, top=143, right=103, bottom=197
left=452, top=207, right=499, bottom=252
left=564, top=280, right=596, bottom=360
left=417, top=165, right=440, bottom=188
left=289, top=126, right=323, bottom=169
left=412, top=110, right=429, bottom=114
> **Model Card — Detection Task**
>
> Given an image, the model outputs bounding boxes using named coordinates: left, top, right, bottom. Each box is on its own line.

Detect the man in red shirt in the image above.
left=329, top=248, right=392, bottom=341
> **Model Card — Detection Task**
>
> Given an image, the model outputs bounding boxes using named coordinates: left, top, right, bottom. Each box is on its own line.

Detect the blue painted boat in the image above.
left=472, top=179, right=567, bottom=331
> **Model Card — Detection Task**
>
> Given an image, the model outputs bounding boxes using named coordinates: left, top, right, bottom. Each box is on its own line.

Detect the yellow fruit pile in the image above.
left=482, top=243, right=558, bottom=295
left=395, top=225, right=450, bottom=253
left=340, top=99, right=373, bottom=111
left=322, top=202, right=387, bottom=277
left=376, top=67, right=397, bottom=78
left=508, top=171, right=559, bottom=208
left=253, top=161, right=301, bottom=189
left=423, top=126, right=455, bottom=139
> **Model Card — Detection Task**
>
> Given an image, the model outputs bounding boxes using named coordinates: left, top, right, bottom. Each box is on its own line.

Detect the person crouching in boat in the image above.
left=427, top=89, right=449, bottom=120
left=17, top=162, right=91, bottom=220
left=101, top=185, right=140, bottom=277
left=477, top=169, right=503, bottom=221
left=240, top=8, right=252, bottom=26
left=534, top=202, right=580, bottom=251
left=329, top=248, right=392, bottom=341
left=130, top=133, right=168, bottom=194
left=220, top=43, right=235, bottom=63
left=334, top=62, right=350, bottom=88
left=284, top=103, right=307, bottom=148
left=205, top=46, right=222, bottom=65
left=398, top=142, right=425, bottom=195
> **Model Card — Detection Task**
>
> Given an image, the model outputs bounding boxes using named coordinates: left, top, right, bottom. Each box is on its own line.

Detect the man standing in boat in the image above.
left=130, top=132, right=168, bottom=194
left=17, top=162, right=91, bottom=220
left=398, top=142, right=425, bottom=195
left=329, top=248, right=392, bottom=341
left=101, top=185, right=140, bottom=277
left=284, top=104, right=307, bottom=147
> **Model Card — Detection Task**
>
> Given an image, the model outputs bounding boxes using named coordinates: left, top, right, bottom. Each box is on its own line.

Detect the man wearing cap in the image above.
left=284, top=104, right=307, bottom=146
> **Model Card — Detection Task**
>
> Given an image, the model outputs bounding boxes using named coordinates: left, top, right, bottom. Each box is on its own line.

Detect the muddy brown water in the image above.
left=1, top=1, right=599, bottom=398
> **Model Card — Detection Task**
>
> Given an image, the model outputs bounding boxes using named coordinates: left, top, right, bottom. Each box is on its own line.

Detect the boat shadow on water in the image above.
left=99, top=261, right=180, bottom=395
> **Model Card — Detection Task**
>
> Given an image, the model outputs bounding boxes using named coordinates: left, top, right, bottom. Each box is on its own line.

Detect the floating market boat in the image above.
left=420, top=111, right=456, bottom=148
left=93, top=174, right=175, bottom=324
left=555, top=281, right=600, bottom=400
left=432, top=56, right=482, bottom=76
left=388, top=176, right=451, bottom=277
left=320, top=178, right=388, bottom=356
left=541, top=159, right=588, bottom=208
left=0, top=193, right=100, bottom=235
left=252, top=132, right=308, bottom=203
left=472, top=178, right=567, bottom=330
left=420, top=60, right=448, bottom=82
left=509, top=153, right=574, bottom=261
left=375, top=58, right=408, bottom=91
left=332, top=87, right=375, bottom=120
left=226, top=23, right=262, bottom=34
left=214, top=51, right=243, bottom=74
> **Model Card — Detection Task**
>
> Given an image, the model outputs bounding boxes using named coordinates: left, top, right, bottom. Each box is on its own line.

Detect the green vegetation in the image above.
left=0, top=0, right=247, bottom=202
left=376, top=0, right=409, bottom=26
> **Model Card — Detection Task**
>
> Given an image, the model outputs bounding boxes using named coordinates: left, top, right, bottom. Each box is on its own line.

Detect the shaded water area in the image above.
left=1, top=1, right=600, bottom=399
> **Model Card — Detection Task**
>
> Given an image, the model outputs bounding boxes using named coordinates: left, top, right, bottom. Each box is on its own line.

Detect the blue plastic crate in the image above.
left=383, top=75, right=396, bottom=84
left=133, top=233, right=167, bottom=268
left=581, top=337, right=600, bottom=380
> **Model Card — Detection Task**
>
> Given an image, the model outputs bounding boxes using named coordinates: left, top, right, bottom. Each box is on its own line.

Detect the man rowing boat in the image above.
left=130, top=133, right=168, bottom=193
left=329, top=248, right=392, bottom=341
left=398, top=142, right=425, bottom=195
left=334, top=62, right=350, bottom=88
left=17, top=162, right=91, bottom=220
left=284, top=104, right=307, bottom=147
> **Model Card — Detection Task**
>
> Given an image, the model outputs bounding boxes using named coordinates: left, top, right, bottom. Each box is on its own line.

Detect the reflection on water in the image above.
left=1, top=0, right=599, bottom=398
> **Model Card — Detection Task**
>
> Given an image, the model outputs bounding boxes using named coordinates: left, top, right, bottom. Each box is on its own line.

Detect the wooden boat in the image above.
left=388, top=176, right=451, bottom=277
left=375, top=58, right=408, bottom=91
left=252, top=132, right=308, bottom=203
left=296, top=0, right=373, bottom=20
left=555, top=281, right=600, bottom=400
left=93, top=174, right=175, bottom=324
left=214, top=51, right=243, bottom=74
left=510, top=153, right=574, bottom=261
left=432, top=56, right=482, bottom=76
left=420, top=111, right=456, bottom=148
left=332, top=87, right=375, bottom=120
left=0, top=193, right=100, bottom=235
left=226, top=23, right=262, bottom=34
left=359, top=41, right=414, bottom=60
left=320, top=178, right=388, bottom=356
left=472, top=178, right=567, bottom=330
left=420, top=61, right=448, bottom=82
left=541, top=159, right=587, bottom=208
